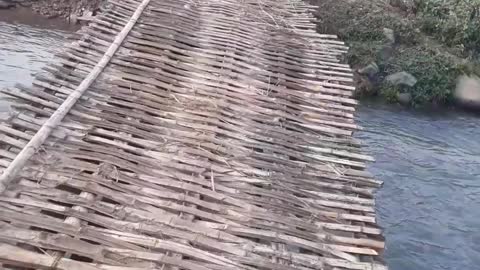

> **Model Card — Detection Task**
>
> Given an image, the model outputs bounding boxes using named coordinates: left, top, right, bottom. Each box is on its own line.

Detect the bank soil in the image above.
left=2, top=0, right=103, bottom=21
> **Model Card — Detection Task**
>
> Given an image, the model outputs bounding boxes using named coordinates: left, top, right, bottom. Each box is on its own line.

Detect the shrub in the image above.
left=346, top=41, right=385, bottom=67
left=314, top=0, right=419, bottom=44
left=416, top=0, right=480, bottom=55
left=381, top=46, right=465, bottom=104
left=379, top=83, right=401, bottom=103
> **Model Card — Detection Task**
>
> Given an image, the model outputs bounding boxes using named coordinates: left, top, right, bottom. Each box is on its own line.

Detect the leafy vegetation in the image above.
left=311, top=0, right=480, bottom=106
left=417, top=0, right=480, bottom=55
left=381, top=46, right=462, bottom=104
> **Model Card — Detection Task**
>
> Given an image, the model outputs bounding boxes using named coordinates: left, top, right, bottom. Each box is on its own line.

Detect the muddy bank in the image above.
left=0, top=6, right=80, bottom=30
left=0, top=0, right=104, bottom=22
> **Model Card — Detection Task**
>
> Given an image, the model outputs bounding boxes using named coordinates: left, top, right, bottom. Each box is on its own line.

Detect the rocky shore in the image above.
left=311, top=0, right=480, bottom=109
left=0, top=0, right=103, bottom=22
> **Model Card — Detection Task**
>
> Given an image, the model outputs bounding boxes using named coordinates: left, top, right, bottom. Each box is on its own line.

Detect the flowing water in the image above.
left=0, top=7, right=76, bottom=115
left=0, top=9, right=479, bottom=270
left=357, top=102, right=480, bottom=270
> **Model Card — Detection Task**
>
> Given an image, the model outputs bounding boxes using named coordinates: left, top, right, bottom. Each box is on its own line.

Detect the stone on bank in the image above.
left=358, top=62, right=379, bottom=78
left=386, top=71, right=417, bottom=87
left=397, top=92, right=412, bottom=105
left=455, top=76, right=480, bottom=110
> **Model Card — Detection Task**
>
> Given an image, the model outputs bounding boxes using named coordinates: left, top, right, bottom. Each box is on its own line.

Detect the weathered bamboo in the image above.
left=0, top=0, right=152, bottom=193
left=0, top=0, right=387, bottom=269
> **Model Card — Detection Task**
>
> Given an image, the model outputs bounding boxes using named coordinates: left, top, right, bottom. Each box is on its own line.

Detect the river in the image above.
left=0, top=10, right=479, bottom=270
left=0, top=7, right=76, bottom=116
left=357, top=103, right=480, bottom=270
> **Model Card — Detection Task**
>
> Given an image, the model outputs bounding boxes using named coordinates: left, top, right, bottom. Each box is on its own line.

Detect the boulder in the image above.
left=383, top=28, right=395, bottom=44
left=454, top=76, right=480, bottom=109
left=397, top=92, right=412, bottom=105
left=390, top=0, right=416, bottom=12
left=358, top=62, right=379, bottom=78
left=0, top=0, right=15, bottom=9
left=386, top=71, right=417, bottom=87
left=379, top=44, right=394, bottom=61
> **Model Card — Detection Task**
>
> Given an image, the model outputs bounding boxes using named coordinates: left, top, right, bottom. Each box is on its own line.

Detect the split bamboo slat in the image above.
left=0, top=0, right=387, bottom=269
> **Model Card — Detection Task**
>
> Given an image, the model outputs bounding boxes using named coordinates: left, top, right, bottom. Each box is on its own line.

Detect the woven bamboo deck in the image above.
left=0, top=0, right=387, bottom=269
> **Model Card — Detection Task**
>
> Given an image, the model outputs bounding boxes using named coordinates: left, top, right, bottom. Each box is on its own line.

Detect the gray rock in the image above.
left=383, top=28, right=395, bottom=44
left=390, top=0, right=416, bottom=12
left=358, top=62, right=379, bottom=78
left=397, top=92, right=412, bottom=105
left=386, top=71, right=417, bottom=87
left=0, top=0, right=15, bottom=9
left=454, top=76, right=480, bottom=109
left=379, top=44, right=394, bottom=61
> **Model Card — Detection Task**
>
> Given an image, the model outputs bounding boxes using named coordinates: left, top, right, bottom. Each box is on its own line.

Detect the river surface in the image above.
left=0, top=11, right=479, bottom=270
left=357, top=103, right=480, bottom=270
left=0, top=7, right=75, bottom=115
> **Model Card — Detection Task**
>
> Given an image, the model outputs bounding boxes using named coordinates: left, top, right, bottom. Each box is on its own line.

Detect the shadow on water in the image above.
left=356, top=100, right=480, bottom=270
left=0, top=7, right=75, bottom=115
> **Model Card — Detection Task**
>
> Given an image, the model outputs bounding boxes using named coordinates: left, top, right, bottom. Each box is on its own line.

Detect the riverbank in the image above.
left=0, top=0, right=103, bottom=22
left=0, top=5, right=80, bottom=30
left=310, top=0, right=480, bottom=108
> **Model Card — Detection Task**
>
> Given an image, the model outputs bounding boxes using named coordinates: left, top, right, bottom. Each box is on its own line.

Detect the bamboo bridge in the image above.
left=0, top=0, right=387, bottom=269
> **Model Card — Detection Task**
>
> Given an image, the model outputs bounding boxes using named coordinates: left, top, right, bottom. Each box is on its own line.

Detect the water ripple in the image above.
left=0, top=21, right=68, bottom=112
left=357, top=102, right=480, bottom=270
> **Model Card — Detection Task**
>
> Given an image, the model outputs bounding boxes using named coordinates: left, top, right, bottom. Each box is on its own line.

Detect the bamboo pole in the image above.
left=0, top=0, right=152, bottom=193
